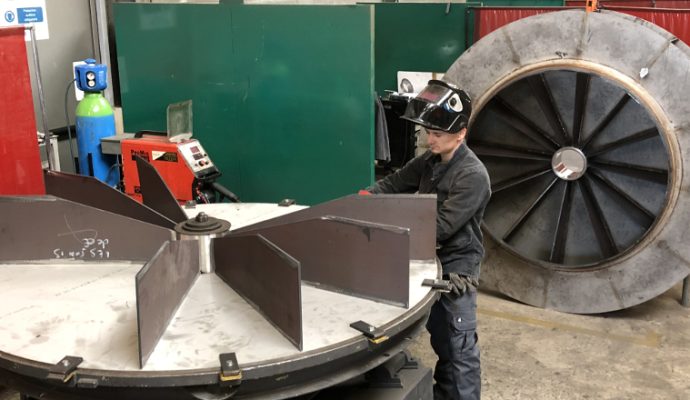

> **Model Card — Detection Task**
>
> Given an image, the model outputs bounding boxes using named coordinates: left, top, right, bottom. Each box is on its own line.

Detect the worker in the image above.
left=366, top=79, right=490, bottom=399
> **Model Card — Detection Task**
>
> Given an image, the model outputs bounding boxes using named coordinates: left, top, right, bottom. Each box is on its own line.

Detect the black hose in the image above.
left=211, top=182, right=240, bottom=203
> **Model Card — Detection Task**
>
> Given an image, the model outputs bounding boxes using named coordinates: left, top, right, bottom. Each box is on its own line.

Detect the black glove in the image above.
left=448, top=273, right=478, bottom=297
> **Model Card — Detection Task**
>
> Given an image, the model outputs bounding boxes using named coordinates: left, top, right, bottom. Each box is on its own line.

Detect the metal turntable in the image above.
left=0, top=157, right=440, bottom=399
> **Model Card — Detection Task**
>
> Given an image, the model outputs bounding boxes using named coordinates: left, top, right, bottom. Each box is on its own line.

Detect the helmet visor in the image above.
left=402, top=97, right=463, bottom=133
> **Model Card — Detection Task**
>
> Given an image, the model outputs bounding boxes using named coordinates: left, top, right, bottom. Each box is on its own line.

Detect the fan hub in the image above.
left=551, top=147, right=587, bottom=181
left=174, top=212, right=232, bottom=274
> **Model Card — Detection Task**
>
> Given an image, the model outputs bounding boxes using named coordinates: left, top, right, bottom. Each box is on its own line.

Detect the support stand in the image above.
left=300, top=350, right=432, bottom=400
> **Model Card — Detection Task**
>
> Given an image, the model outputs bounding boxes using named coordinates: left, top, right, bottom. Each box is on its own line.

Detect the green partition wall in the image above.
left=373, top=3, right=477, bottom=94
left=114, top=1, right=564, bottom=204
left=114, top=3, right=374, bottom=205
left=372, top=1, right=563, bottom=94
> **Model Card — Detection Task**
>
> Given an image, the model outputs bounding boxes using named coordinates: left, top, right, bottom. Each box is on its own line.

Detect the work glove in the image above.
left=448, top=273, right=478, bottom=297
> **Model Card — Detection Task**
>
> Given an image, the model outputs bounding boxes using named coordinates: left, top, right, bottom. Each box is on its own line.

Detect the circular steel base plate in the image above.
left=0, top=204, right=439, bottom=399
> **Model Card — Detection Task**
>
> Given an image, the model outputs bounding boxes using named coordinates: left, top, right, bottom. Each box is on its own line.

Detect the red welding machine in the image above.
left=121, top=132, right=222, bottom=203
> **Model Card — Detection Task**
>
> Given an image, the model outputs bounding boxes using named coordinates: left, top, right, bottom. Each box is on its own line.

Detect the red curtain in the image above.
left=0, top=27, right=44, bottom=195
left=566, top=1, right=690, bottom=8
left=474, top=5, right=690, bottom=46
left=473, top=8, right=565, bottom=40
left=618, top=8, right=690, bottom=43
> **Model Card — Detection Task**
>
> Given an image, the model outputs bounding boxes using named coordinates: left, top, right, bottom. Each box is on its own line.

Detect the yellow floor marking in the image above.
left=478, top=307, right=661, bottom=348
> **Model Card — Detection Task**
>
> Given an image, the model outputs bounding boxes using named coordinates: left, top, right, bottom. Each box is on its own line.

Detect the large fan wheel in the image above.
left=471, top=66, right=671, bottom=268
left=445, top=10, right=690, bottom=313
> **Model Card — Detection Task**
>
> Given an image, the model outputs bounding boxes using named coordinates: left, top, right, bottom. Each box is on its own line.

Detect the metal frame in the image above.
left=26, top=25, right=54, bottom=170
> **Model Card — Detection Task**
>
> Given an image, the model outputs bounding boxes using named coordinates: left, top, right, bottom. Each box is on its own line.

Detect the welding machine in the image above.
left=121, top=132, right=237, bottom=204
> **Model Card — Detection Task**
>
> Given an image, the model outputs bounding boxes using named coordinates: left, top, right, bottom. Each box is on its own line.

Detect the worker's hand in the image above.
left=448, top=273, right=478, bottom=297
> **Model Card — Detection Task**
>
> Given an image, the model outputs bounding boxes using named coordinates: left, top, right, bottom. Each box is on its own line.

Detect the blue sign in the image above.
left=17, top=7, right=43, bottom=23
left=4, top=10, right=15, bottom=23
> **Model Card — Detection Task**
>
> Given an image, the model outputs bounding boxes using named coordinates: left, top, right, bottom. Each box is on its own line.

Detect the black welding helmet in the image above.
left=402, top=80, right=472, bottom=133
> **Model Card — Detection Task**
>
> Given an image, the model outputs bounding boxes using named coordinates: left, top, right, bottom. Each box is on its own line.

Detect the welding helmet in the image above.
left=402, top=80, right=471, bottom=133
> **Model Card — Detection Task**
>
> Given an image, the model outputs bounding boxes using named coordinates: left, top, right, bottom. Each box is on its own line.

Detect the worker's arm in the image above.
left=437, top=166, right=491, bottom=242
left=367, top=156, right=425, bottom=194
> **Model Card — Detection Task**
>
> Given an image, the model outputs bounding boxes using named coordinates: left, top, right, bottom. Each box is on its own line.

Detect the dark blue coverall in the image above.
left=368, top=143, right=491, bottom=400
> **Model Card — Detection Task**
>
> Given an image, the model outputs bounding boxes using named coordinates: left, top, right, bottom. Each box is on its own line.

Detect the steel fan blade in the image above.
left=135, top=156, right=188, bottom=223
left=240, top=216, right=410, bottom=307
left=44, top=170, right=177, bottom=229
left=213, top=234, right=302, bottom=350
left=0, top=196, right=174, bottom=262
left=136, top=240, right=199, bottom=368
left=236, top=194, right=436, bottom=261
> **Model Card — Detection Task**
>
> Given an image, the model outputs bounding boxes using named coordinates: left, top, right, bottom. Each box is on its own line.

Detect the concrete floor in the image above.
left=1, top=282, right=688, bottom=399
left=409, top=282, right=690, bottom=399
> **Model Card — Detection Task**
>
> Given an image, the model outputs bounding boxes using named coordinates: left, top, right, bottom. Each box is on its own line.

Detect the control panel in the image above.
left=177, top=139, right=219, bottom=178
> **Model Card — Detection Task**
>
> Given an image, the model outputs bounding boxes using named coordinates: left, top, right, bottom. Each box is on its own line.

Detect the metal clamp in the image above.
left=47, top=356, right=83, bottom=384
left=350, top=320, right=388, bottom=344
left=219, top=353, right=242, bottom=385
left=422, top=278, right=453, bottom=293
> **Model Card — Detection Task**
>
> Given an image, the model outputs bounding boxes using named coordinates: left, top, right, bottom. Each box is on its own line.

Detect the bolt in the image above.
left=226, top=360, right=234, bottom=367
left=195, top=212, right=209, bottom=222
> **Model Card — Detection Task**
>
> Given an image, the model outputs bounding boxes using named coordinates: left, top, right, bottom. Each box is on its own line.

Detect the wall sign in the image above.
left=0, top=0, right=48, bottom=40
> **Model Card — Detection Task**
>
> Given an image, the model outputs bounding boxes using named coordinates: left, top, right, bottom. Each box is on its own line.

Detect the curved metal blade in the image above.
left=0, top=196, right=175, bottom=262
left=213, top=234, right=302, bottom=350
left=136, top=240, right=199, bottom=368
left=239, top=216, right=410, bottom=307
left=135, top=155, right=188, bottom=223
left=237, top=194, right=436, bottom=261
left=44, top=170, right=177, bottom=229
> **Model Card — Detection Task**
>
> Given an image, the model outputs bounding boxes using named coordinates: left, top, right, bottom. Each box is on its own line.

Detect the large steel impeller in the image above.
left=470, top=69, right=669, bottom=268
